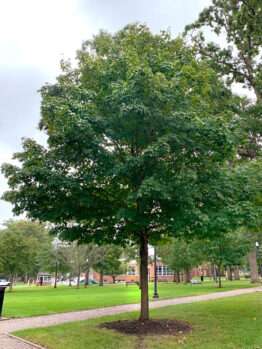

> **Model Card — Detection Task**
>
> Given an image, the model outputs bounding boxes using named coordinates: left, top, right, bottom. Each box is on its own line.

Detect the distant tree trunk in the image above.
left=76, top=266, right=81, bottom=289
left=227, top=267, right=233, bottom=281
left=173, top=271, right=181, bottom=284
left=212, top=265, right=218, bottom=283
left=99, top=271, right=104, bottom=286
left=112, top=275, right=116, bottom=284
left=234, top=266, right=240, bottom=280
left=84, top=268, right=89, bottom=288
left=218, top=266, right=222, bottom=288
left=184, top=269, right=191, bottom=283
left=248, top=249, right=259, bottom=283
left=24, top=273, right=29, bottom=284
left=9, top=274, right=14, bottom=292
left=139, top=232, right=149, bottom=321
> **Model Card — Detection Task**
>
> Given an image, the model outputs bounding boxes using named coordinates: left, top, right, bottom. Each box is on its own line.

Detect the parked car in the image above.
left=0, top=279, right=10, bottom=287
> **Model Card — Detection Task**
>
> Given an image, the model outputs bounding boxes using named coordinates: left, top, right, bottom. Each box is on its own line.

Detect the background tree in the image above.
left=101, top=245, right=124, bottom=284
left=38, top=241, right=71, bottom=287
left=79, top=243, right=104, bottom=287
left=200, top=232, right=250, bottom=288
left=185, top=0, right=261, bottom=102
left=93, top=245, right=123, bottom=286
left=0, top=220, right=49, bottom=289
left=0, top=227, right=32, bottom=290
left=158, top=238, right=203, bottom=283
left=2, top=25, right=257, bottom=321
left=186, top=1, right=262, bottom=281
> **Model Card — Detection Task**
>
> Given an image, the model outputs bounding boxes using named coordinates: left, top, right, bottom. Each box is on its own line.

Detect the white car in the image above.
left=0, top=279, right=10, bottom=287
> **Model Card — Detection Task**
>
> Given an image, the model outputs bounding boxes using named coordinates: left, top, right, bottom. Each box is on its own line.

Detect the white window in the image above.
left=127, top=266, right=136, bottom=275
left=156, top=265, right=173, bottom=276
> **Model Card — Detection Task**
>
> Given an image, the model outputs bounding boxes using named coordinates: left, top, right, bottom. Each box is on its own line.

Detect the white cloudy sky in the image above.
left=0, top=0, right=213, bottom=224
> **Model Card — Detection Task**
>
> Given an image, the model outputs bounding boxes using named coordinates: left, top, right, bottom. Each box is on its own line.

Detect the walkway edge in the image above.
left=8, top=334, right=46, bottom=349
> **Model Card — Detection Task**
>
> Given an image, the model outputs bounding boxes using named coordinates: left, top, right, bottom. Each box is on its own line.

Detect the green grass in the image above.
left=16, top=293, right=262, bottom=349
left=3, top=279, right=256, bottom=318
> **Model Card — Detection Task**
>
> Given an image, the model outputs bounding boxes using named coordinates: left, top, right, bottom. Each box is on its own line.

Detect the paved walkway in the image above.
left=0, top=334, right=42, bottom=349
left=1, top=286, right=262, bottom=348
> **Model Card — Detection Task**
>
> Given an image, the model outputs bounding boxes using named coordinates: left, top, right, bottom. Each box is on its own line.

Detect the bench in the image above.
left=190, top=279, right=202, bottom=285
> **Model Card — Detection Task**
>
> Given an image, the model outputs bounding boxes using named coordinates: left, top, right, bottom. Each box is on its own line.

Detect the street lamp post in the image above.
left=85, top=258, right=89, bottom=287
left=53, top=238, right=60, bottom=289
left=153, top=246, right=159, bottom=299
left=54, top=257, right=58, bottom=289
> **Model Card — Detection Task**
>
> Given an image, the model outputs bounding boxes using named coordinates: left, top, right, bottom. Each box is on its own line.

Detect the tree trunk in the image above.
left=76, top=266, right=81, bottom=289
left=84, top=268, right=89, bottom=288
left=213, top=265, right=218, bottom=283
left=173, top=272, right=176, bottom=282
left=99, top=271, right=104, bottom=286
left=9, top=274, right=14, bottom=292
left=184, top=269, right=191, bottom=283
left=112, top=275, right=116, bottom=284
left=218, top=267, right=222, bottom=288
left=139, top=232, right=149, bottom=321
left=248, top=248, right=259, bottom=283
left=234, top=266, right=240, bottom=280
left=227, top=267, right=233, bottom=281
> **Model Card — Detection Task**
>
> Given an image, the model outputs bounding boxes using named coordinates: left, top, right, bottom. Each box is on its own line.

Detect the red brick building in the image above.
left=92, top=260, right=212, bottom=284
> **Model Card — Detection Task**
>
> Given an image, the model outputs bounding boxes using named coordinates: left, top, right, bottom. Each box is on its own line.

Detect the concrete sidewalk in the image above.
left=0, top=334, right=42, bottom=349
left=1, top=286, right=261, bottom=348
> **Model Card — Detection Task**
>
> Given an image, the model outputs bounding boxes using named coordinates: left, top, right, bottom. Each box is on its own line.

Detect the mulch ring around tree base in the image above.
left=100, top=319, right=192, bottom=336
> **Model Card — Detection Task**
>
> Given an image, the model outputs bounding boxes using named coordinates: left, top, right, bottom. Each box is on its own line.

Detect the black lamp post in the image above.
left=153, top=246, right=159, bottom=299
left=53, top=238, right=60, bottom=289
left=256, top=241, right=260, bottom=277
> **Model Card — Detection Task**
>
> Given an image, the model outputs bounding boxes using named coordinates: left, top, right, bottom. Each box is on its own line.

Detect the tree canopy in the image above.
left=0, top=220, right=49, bottom=289
left=185, top=0, right=262, bottom=159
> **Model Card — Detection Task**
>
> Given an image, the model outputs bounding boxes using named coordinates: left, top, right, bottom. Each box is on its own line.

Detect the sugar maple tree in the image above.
left=2, top=25, right=255, bottom=320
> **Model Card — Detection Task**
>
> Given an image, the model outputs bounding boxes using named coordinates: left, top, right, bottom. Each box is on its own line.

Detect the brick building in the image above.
left=92, top=260, right=212, bottom=284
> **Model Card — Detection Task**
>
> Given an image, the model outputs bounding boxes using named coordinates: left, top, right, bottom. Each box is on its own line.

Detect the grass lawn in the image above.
left=3, top=279, right=257, bottom=318
left=16, top=293, right=262, bottom=349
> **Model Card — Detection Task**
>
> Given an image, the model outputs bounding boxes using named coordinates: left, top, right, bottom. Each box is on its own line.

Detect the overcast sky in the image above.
left=0, top=0, right=212, bottom=224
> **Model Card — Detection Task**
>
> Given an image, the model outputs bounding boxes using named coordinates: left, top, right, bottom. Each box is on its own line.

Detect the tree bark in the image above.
left=234, top=266, right=240, bottom=280
left=99, top=270, right=104, bottom=286
left=76, top=266, right=81, bottom=289
left=248, top=248, right=259, bottom=283
left=218, top=266, right=222, bottom=288
left=173, top=272, right=176, bottom=282
left=184, top=269, right=191, bottom=283
left=84, top=268, right=89, bottom=288
left=9, top=274, right=14, bottom=292
left=212, top=264, right=218, bottom=283
left=139, top=232, right=149, bottom=321
left=227, top=267, right=233, bottom=281
left=112, top=275, right=116, bottom=284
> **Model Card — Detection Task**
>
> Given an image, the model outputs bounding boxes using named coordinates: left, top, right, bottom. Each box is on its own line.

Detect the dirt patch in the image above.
left=100, top=319, right=192, bottom=336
